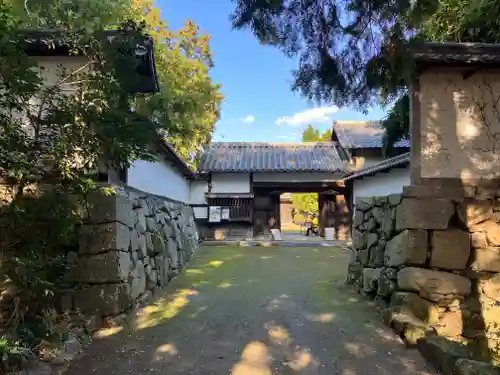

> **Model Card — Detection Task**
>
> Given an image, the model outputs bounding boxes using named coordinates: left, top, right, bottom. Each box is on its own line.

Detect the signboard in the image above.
left=209, top=206, right=221, bottom=222
left=221, top=208, right=230, bottom=220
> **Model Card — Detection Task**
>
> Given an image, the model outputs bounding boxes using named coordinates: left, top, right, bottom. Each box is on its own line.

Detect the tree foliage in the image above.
left=128, top=0, right=223, bottom=162
left=231, top=0, right=500, bottom=147
left=302, top=124, right=332, bottom=142
left=0, top=1, right=222, bottom=368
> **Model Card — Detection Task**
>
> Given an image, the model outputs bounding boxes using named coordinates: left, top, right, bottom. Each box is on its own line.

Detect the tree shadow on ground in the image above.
left=63, top=246, right=435, bottom=375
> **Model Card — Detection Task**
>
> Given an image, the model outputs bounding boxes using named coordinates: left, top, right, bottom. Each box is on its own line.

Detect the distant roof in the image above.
left=343, top=152, right=410, bottom=181
left=198, top=142, right=347, bottom=173
left=413, top=41, right=500, bottom=67
left=332, top=120, right=410, bottom=150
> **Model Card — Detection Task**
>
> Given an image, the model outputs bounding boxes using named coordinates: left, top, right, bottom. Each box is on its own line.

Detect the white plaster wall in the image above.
left=419, top=68, right=500, bottom=179
left=352, top=168, right=410, bottom=205
left=190, top=180, right=208, bottom=204
left=211, top=173, right=250, bottom=193
left=128, top=158, right=190, bottom=203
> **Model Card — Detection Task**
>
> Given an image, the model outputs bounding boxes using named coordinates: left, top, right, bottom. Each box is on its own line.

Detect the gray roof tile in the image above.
left=198, top=142, right=347, bottom=173
left=333, top=120, right=410, bottom=149
left=343, top=152, right=410, bottom=181
left=414, top=42, right=500, bottom=65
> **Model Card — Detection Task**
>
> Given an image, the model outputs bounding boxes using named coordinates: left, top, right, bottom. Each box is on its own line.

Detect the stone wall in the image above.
left=347, top=188, right=500, bottom=361
left=65, top=186, right=199, bottom=327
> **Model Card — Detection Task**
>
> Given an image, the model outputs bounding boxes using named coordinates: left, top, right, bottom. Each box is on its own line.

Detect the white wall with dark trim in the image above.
left=190, top=180, right=208, bottom=205
left=352, top=167, right=410, bottom=205
left=211, top=173, right=251, bottom=193
left=128, top=157, right=190, bottom=203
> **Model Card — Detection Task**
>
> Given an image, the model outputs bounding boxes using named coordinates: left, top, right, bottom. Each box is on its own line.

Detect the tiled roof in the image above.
left=333, top=120, right=410, bottom=149
left=343, top=152, right=410, bottom=181
left=413, top=42, right=500, bottom=65
left=198, top=142, right=347, bottom=173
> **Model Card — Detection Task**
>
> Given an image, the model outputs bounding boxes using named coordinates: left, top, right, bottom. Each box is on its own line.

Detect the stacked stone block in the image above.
left=65, top=186, right=199, bottom=326
left=347, top=191, right=500, bottom=357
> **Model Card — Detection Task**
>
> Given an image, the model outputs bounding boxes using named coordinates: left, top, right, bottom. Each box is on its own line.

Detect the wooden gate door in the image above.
left=319, top=193, right=336, bottom=237
left=253, top=190, right=280, bottom=237
left=335, top=194, right=351, bottom=240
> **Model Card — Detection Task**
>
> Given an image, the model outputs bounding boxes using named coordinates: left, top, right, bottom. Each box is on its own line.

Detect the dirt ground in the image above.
left=64, top=246, right=436, bottom=375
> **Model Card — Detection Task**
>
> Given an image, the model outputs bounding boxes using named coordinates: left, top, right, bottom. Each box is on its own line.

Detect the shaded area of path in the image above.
left=65, top=246, right=435, bottom=375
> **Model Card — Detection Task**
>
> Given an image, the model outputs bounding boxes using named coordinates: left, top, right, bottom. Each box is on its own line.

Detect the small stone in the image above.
left=482, top=221, right=500, bottom=246
left=366, top=232, right=378, bottom=249
left=346, top=262, right=363, bottom=285
left=74, top=251, right=133, bottom=283
left=358, top=248, right=370, bottom=266
left=103, top=313, right=128, bottom=328
left=391, top=292, right=440, bottom=325
left=430, top=229, right=470, bottom=270
left=129, top=261, right=147, bottom=299
left=385, top=229, right=428, bottom=267
left=403, top=326, right=428, bottom=346
left=146, top=217, right=158, bottom=232
left=362, top=268, right=379, bottom=293
left=374, top=196, right=387, bottom=206
left=137, top=290, right=153, bottom=307
left=79, top=222, right=131, bottom=254
left=457, top=199, right=493, bottom=228
left=146, top=233, right=155, bottom=256
left=365, top=218, right=377, bottom=232
left=25, top=360, right=53, bottom=375
left=381, top=208, right=396, bottom=239
left=397, top=267, right=471, bottom=304
left=153, top=234, right=166, bottom=255
left=353, top=211, right=364, bottom=227
left=130, top=231, right=139, bottom=251
left=168, top=238, right=179, bottom=268
left=388, top=194, right=402, bottom=207
left=356, top=198, right=374, bottom=212
left=352, top=230, right=368, bottom=250
left=417, top=336, right=472, bottom=375
left=433, top=310, right=463, bottom=337
left=138, top=234, right=147, bottom=258
left=471, top=233, right=488, bottom=249
left=83, top=315, right=101, bottom=333
left=396, top=198, right=454, bottom=230
left=480, top=274, right=500, bottom=302
left=454, top=358, right=500, bottom=375
left=369, top=240, right=385, bottom=267
left=470, top=247, right=500, bottom=273
left=377, top=275, right=397, bottom=297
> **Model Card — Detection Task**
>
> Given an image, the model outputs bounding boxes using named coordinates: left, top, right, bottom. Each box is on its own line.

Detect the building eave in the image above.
left=18, top=30, right=160, bottom=94
left=343, top=152, right=410, bottom=181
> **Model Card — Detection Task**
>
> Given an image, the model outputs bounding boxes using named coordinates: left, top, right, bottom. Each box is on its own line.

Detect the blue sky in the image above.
left=160, top=0, right=386, bottom=142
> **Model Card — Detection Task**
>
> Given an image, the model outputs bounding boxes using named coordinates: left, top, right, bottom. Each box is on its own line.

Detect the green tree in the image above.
left=129, top=0, right=223, bottom=163
left=231, top=0, right=500, bottom=147
left=0, top=1, right=222, bottom=368
left=302, top=125, right=320, bottom=142
left=292, top=193, right=319, bottom=215
left=17, top=0, right=224, bottom=163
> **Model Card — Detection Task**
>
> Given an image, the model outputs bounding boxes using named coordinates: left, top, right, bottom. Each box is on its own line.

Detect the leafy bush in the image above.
left=0, top=186, right=82, bottom=371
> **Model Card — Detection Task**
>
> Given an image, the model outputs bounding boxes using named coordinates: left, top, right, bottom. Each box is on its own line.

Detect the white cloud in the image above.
left=240, top=115, right=256, bottom=123
left=275, top=106, right=339, bottom=126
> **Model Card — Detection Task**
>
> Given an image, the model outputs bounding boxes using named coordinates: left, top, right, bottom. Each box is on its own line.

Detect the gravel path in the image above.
left=65, top=246, right=436, bottom=375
